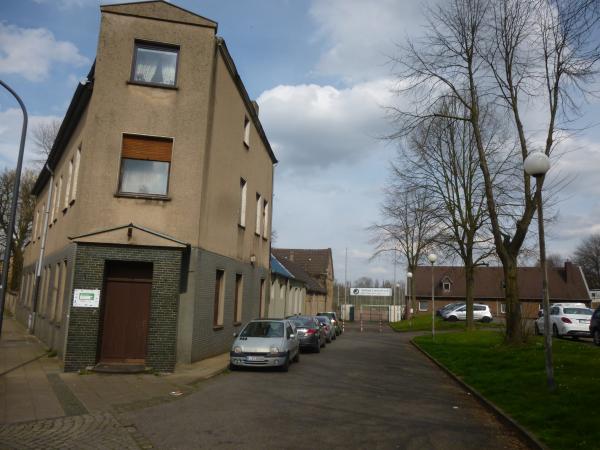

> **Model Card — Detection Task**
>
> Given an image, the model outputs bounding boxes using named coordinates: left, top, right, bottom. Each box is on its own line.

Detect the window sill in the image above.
left=62, top=207, right=68, bottom=214
left=69, top=199, right=76, bottom=206
left=213, top=325, right=224, bottom=331
left=114, top=192, right=171, bottom=201
left=127, top=80, right=178, bottom=91
left=243, top=141, right=250, bottom=149
left=238, top=224, right=246, bottom=230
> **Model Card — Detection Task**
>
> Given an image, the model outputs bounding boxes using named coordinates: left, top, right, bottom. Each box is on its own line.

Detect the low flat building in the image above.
left=269, top=254, right=306, bottom=318
left=412, top=262, right=590, bottom=319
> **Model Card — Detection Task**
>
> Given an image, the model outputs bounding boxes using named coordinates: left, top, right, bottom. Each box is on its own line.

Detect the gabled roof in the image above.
left=32, top=63, right=95, bottom=196
left=272, top=248, right=333, bottom=280
left=276, top=258, right=327, bottom=295
left=413, top=262, right=590, bottom=302
left=271, top=254, right=294, bottom=279
left=101, top=0, right=217, bottom=29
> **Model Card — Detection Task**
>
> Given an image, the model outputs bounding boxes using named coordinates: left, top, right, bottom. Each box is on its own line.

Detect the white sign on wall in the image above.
left=350, top=287, right=392, bottom=297
left=73, top=289, right=101, bottom=308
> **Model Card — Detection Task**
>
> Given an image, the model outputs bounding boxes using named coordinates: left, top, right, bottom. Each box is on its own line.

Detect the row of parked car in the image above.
left=229, top=311, right=342, bottom=372
left=535, top=303, right=600, bottom=345
left=436, top=302, right=494, bottom=322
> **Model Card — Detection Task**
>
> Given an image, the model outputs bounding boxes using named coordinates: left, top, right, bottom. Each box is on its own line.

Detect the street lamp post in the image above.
left=428, top=253, right=437, bottom=338
left=0, top=80, right=28, bottom=338
left=406, top=272, right=413, bottom=322
left=524, top=151, right=555, bottom=391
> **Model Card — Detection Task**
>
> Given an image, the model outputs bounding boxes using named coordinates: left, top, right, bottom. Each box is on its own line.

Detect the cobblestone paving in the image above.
left=0, top=412, right=144, bottom=449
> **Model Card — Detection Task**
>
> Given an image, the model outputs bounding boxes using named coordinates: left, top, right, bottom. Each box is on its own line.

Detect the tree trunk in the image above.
left=503, top=256, right=522, bottom=343
left=465, top=263, right=475, bottom=331
left=8, top=245, right=23, bottom=291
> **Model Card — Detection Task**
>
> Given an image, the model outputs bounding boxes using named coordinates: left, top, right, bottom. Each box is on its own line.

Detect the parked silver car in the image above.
left=230, top=319, right=300, bottom=371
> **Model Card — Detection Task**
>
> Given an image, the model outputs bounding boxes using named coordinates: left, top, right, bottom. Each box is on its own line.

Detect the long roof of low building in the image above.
left=413, top=262, right=590, bottom=302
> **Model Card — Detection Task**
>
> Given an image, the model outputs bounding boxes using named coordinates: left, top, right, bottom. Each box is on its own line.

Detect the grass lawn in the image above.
left=414, top=331, right=600, bottom=450
left=390, top=314, right=504, bottom=332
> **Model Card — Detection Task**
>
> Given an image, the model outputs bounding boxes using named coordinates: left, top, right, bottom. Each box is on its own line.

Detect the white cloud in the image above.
left=0, top=23, right=89, bottom=82
left=309, top=0, right=426, bottom=83
left=0, top=107, right=62, bottom=169
left=258, top=78, right=397, bottom=172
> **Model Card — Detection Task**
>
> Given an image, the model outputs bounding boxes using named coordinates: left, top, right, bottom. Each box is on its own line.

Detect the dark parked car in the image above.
left=289, top=316, right=326, bottom=352
left=316, top=316, right=335, bottom=343
left=591, top=307, right=600, bottom=346
left=317, top=311, right=342, bottom=336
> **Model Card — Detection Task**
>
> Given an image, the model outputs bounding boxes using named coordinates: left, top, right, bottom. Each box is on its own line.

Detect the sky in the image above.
left=0, top=0, right=599, bottom=286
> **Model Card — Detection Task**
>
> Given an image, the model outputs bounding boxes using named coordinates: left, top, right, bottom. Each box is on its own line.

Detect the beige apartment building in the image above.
left=16, top=1, right=276, bottom=372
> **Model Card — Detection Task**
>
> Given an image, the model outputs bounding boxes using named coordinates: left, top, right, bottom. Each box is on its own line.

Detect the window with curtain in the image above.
left=119, top=134, right=173, bottom=196
left=131, top=42, right=179, bottom=87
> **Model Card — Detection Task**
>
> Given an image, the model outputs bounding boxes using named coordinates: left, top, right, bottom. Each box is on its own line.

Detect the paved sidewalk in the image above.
left=0, top=316, right=229, bottom=424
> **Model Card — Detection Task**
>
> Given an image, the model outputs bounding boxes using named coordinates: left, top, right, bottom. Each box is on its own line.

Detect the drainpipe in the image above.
left=29, top=164, right=54, bottom=333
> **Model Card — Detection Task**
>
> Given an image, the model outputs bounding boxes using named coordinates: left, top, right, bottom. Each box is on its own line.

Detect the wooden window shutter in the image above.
left=122, top=135, right=172, bottom=162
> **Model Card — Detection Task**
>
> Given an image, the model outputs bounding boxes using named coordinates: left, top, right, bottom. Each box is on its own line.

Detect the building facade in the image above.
left=268, top=255, right=306, bottom=318
left=411, top=262, right=591, bottom=319
left=16, top=1, right=276, bottom=372
left=272, top=248, right=334, bottom=312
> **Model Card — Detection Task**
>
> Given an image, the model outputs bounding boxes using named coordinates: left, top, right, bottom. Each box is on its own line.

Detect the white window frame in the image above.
left=262, top=200, right=269, bottom=239
left=55, top=176, right=62, bottom=219
left=50, top=182, right=58, bottom=223
left=255, top=194, right=262, bottom=235
left=418, top=301, right=428, bottom=312
left=500, top=303, right=507, bottom=314
left=64, top=158, right=73, bottom=210
left=239, top=178, right=247, bottom=228
left=443, top=282, right=450, bottom=291
left=70, top=147, right=81, bottom=203
left=243, top=116, right=250, bottom=147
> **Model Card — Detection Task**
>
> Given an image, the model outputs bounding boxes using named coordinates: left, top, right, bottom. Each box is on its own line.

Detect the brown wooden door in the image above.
left=100, top=261, right=152, bottom=364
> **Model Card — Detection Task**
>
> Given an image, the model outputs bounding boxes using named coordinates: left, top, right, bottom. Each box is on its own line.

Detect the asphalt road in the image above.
left=123, top=324, right=531, bottom=450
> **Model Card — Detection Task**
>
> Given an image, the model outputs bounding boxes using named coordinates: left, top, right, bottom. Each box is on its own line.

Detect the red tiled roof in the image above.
left=413, top=262, right=590, bottom=302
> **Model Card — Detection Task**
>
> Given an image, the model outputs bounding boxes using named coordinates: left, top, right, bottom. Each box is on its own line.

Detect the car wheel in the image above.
left=326, top=336, right=332, bottom=343
left=293, top=351, right=300, bottom=363
left=280, top=354, right=290, bottom=372
left=314, top=340, right=321, bottom=353
left=447, top=315, right=458, bottom=322
left=321, top=339, right=326, bottom=348
left=229, top=362, right=238, bottom=371
left=593, top=329, right=600, bottom=346
left=481, top=317, right=492, bottom=323
left=553, top=324, right=561, bottom=338
left=534, top=323, right=541, bottom=336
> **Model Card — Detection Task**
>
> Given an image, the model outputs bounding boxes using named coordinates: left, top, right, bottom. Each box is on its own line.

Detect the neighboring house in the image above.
left=275, top=257, right=327, bottom=315
left=412, top=262, right=590, bottom=319
left=16, top=1, right=275, bottom=373
left=272, top=248, right=334, bottom=312
left=590, top=289, right=600, bottom=308
left=269, top=254, right=306, bottom=318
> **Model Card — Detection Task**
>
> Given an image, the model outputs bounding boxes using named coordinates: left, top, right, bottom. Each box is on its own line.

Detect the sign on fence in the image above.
left=350, top=287, right=392, bottom=297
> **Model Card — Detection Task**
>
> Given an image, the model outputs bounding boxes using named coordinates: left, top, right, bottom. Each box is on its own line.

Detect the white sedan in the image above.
left=535, top=304, right=593, bottom=339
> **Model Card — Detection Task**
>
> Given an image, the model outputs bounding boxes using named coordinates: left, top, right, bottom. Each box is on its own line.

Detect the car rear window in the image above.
left=563, top=308, right=592, bottom=315
left=291, top=317, right=316, bottom=327
left=241, top=321, right=284, bottom=337
left=316, top=316, right=330, bottom=324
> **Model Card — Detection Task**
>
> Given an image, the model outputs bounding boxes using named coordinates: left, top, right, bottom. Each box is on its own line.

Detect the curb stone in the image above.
left=410, top=338, right=549, bottom=450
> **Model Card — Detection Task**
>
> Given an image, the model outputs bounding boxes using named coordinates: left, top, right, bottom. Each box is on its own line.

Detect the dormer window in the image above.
left=131, top=41, right=179, bottom=87
left=443, top=282, right=451, bottom=291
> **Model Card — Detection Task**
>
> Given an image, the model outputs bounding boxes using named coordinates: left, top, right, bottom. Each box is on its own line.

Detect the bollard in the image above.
left=342, top=320, right=345, bottom=333
left=379, top=318, right=382, bottom=333
left=360, top=319, right=363, bottom=332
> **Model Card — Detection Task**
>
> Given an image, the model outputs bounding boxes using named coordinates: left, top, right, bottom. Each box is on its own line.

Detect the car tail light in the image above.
left=306, top=328, right=317, bottom=335
left=561, top=317, right=572, bottom=324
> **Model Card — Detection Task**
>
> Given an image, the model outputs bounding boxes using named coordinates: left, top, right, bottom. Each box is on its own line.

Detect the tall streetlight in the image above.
left=524, top=151, right=555, bottom=391
left=406, top=272, right=413, bottom=321
left=428, top=253, right=437, bottom=338
left=0, top=80, right=28, bottom=338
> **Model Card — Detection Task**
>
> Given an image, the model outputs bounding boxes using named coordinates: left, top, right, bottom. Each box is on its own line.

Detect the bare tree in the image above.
left=370, top=184, right=439, bottom=319
left=574, top=234, right=600, bottom=289
left=398, top=101, right=499, bottom=330
left=0, top=169, right=36, bottom=291
left=31, top=119, right=61, bottom=167
left=390, top=0, right=600, bottom=342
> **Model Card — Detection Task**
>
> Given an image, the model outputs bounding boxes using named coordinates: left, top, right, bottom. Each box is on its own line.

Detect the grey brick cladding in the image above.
left=63, top=243, right=183, bottom=372
left=182, top=247, right=268, bottom=363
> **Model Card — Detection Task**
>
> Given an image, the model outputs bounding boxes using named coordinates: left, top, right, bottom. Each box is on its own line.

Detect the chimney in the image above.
left=251, top=100, right=259, bottom=116
left=289, top=251, right=294, bottom=262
